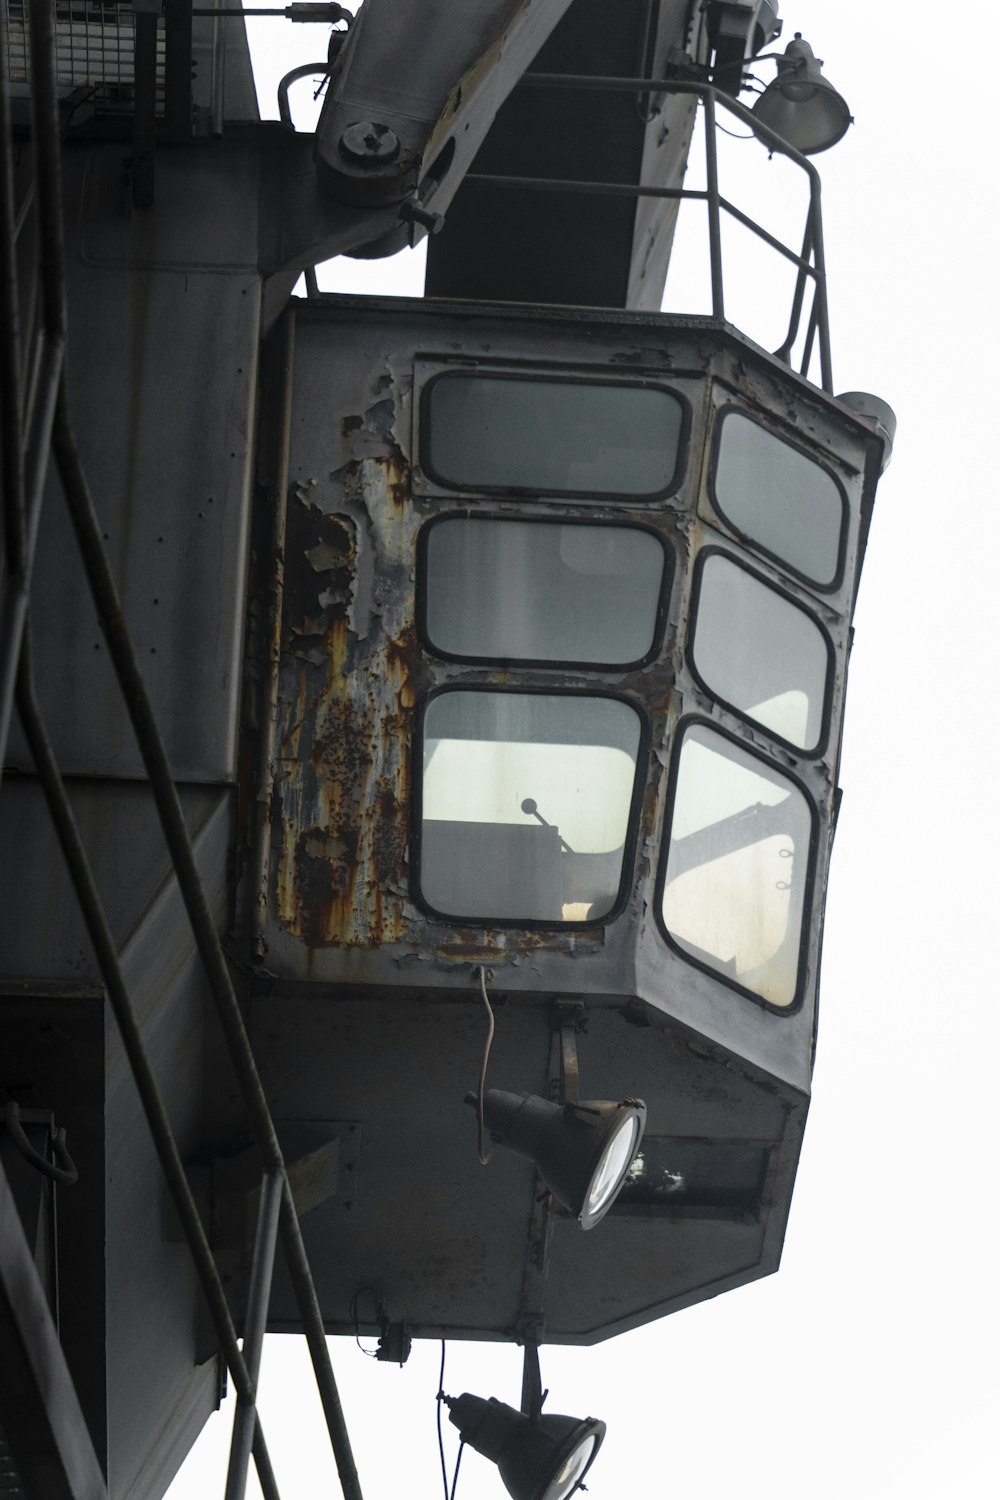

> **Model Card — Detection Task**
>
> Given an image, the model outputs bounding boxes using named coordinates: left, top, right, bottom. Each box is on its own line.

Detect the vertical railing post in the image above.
left=703, top=92, right=725, bottom=323
left=806, top=168, right=833, bottom=392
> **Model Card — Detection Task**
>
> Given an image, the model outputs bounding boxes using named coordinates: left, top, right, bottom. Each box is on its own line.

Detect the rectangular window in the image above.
left=613, top=1138, right=770, bottom=1217
left=421, top=518, right=668, bottom=667
left=660, top=724, right=813, bottom=1008
left=419, top=692, right=643, bottom=923
left=690, top=552, right=830, bottom=752
left=422, top=372, right=684, bottom=496
left=711, top=410, right=845, bottom=587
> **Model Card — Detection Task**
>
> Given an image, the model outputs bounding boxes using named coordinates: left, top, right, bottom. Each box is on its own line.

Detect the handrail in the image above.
left=468, top=74, right=833, bottom=391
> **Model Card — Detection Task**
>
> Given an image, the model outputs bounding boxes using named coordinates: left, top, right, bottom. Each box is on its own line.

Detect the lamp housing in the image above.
left=476, top=1088, right=645, bottom=1230
left=447, top=1393, right=605, bottom=1500
left=751, top=33, right=852, bottom=155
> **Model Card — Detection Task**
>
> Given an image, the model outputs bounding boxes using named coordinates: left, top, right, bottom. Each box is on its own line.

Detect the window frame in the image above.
left=686, top=546, right=836, bottom=759
left=707, top=403, right=850, bottom=594
left=418, top=368, right=691, bottom=503
left=411, top=683, right=651, bottom=930
left=654, top=716, right=819, bottom=1014
left=416, top=513, right=674, bottom=672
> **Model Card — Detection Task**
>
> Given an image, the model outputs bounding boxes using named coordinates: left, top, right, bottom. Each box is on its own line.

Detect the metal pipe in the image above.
left=13, top=179, right=37, bottom=242
left=0, top=331, right=62, bottom=789
left=277, top=62, right=332, bottom=130
left=164, top=0, right=194, bottom=138
left=277, top=1181, right=364, bottom=1500
left=211, top=0, right=228, bottom=137
left=226, top=1170, right=284, bottom=1500
left=0, top=32, right=27, bottom=775
left=773, top=219, right=814, bottom=362
left=519, top=74, right=827, bottom=179
left=702, top=94, right=725, bottom=322
left=466, top=173, right=814, bottom=274
left=131, top=10, right=159, bottom=206
left=717, top=192, right=814, bottom=271
left=13, top=626, right=282, bottom=1500
left=2, top=1101, right=78, bottom=1187
left=0, top=35, right=25, bottom=575
left=27, top=0, right=67, bottom=348
left=251, top=311, right=294, bottom=959
left=466, top=171, right=703, bottom=203
left=1, top=0, right=66, bottom=778
left=800, top=297, right=819, bottom=383
left=808, top=179, right=833, bottom=391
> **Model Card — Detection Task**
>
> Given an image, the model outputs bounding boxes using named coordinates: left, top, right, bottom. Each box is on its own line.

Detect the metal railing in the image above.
left=0, top=5, right=362, bottom=1497
left=467, top=74, right=833, bottom=393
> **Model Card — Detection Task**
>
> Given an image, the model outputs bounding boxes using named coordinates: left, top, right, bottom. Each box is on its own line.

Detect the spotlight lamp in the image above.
left=751, top=32, right=852, bottom=156
left=469, top=1088, right=646, bottom=1230
left=446, top=1393, right=606, bottom=1500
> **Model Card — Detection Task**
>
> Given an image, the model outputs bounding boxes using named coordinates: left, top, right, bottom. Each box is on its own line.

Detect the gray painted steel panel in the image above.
left=0, top=782, right=227, bottom=981
left=5, top=150, right=259, bottom=783
left=105, top=793, right=233, bottom=1500
left=252, top=992, right=803, bottom=1345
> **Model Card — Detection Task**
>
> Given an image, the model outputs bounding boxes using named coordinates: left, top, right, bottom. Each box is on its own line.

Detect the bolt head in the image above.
left=339, top=120, right=400, bottom=166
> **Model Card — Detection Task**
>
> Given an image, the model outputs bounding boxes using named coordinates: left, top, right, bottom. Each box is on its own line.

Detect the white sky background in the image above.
left=169, top=2, right=1000, bottom=1496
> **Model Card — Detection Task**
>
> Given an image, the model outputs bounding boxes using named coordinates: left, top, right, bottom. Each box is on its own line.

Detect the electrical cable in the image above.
left=476, top=966, right=495, bottom=1165
left=349, top=1288, right=381, bottom=1358
left=449, top=1440, right=465, bottom=1500
left=436, top=1340, right=449, bottom=1500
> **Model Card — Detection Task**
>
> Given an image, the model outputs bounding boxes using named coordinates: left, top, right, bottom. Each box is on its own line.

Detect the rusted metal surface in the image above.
left=275, top=424, right=428, bottom=949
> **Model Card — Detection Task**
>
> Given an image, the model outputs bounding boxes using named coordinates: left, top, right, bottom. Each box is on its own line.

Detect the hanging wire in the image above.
left=436, top=1340, right=450, bottom=1500
left=476, top=965, right=495, bottom=1165
left=450, top=1441, right=465, bottom=1500
left=349, top=1288, right=381, bottom=1358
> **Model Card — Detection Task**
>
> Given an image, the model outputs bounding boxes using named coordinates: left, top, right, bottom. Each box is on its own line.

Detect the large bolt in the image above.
left=339, top=120, right=400, bottom=166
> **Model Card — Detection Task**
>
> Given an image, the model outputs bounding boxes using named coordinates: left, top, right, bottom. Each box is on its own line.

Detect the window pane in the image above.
left=420, top=692, right=642, bottom=922
left=713, top=412, right=844, bottom=586
left=691, top=554, right=829, bottom=750
left=424, top=374, right=683, bottom=495
left=661, top=725, right=812, bottom=1007
left=424, top=519, right=667, bottom=665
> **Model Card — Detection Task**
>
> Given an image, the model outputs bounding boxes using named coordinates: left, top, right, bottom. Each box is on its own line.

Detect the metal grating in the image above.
left=3, top=1, right=165, bottom=115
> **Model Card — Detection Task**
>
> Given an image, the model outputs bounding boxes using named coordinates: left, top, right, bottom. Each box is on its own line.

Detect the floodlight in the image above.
left=751, top=33, right=852, bottom=155
left=470, top=1088, right=645, bottom=1230
left=446, top=1394, right=605, bottom=1500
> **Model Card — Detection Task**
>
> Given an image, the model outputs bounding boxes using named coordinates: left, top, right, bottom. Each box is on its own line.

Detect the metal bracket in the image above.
left=551, top=999, right=585, bottom=1106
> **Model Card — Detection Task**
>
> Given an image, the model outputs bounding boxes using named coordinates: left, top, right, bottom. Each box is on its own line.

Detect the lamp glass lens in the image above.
left=587, top=1114, right=639, bottom=1216
left=540, top=1434, right=597, bottom=1500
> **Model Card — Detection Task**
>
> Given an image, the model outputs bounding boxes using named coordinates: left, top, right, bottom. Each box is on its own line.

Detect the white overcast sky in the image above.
left=170, top=2, right=1000, bottom=1497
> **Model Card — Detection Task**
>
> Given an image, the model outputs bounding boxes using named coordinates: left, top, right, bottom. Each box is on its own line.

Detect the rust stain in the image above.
left=275, top=608, right=425, bottom=949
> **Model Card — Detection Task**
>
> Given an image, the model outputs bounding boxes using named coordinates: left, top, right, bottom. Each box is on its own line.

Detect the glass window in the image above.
left=661, top=724, right=812, bottom=1007
left=419, top=692, right=642, bottom=923
left=423, top=373, right=684, bottom=496
left=422, top=519, right=668, bottom=666
left=713, top=411, right=845, bottom=586
left=691, top=553, right=830, bottom=751
left=614, top=1138, right=770, bottom=1215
